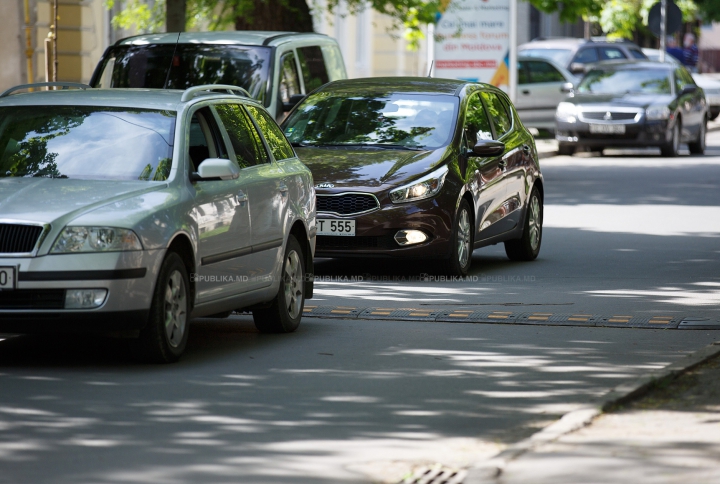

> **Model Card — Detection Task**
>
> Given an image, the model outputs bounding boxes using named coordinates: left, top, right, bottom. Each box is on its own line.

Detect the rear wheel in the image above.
left=557, top=143, right=575, bottom=156
left=442, top=199, right=473, bottom=276
left=133, top=252, right=190, bottom=363
left=661, top=120, right=680, bottom=157
left=688, top=119, right=706, bottom=154
left=253, top=235, right=305, bottom=333
left=504, top=187, right=543, bottom=261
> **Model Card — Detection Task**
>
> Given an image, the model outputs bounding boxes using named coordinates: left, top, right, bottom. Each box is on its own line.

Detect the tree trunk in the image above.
left=167, top=0, right=187, bottom=32
left=235, top=0, right=314, bottom=32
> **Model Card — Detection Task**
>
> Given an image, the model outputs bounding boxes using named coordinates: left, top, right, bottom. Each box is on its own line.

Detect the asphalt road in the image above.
left=1, top=133, right=719, bottom=484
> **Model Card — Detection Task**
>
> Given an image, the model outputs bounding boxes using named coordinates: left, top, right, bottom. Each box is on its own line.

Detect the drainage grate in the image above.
left=398, top=465, right=467, bottom=484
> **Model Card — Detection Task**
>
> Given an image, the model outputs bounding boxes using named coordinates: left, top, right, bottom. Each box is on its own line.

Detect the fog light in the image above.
left=394, top=230, right=428, bottom=246
left=65, top=289, right=107, bottom=309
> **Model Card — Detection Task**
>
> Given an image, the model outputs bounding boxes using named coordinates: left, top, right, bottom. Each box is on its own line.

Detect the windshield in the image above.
left=283, top=93, right=459, bottom=150
left=93, top=44, right=271, bottom=104
left=577, top=69, right=672, bottom=94
left=519, top=48, right=574, bottom=66
left=0, top=106, right=175, bottom=181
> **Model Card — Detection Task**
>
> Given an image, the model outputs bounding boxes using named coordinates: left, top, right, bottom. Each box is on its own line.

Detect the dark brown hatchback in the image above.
left=282, top=78, right=544, bottom=275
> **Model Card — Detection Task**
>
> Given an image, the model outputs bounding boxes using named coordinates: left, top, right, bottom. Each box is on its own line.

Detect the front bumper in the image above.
left=0, top=250, right=164, bottom=333
left=314, top=192, right=455, bottom=259
left=556, top=119, right=672, bottom=148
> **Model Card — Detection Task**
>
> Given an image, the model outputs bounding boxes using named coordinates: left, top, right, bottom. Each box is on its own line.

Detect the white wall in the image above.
left=0, top=0, right=26, bottom=92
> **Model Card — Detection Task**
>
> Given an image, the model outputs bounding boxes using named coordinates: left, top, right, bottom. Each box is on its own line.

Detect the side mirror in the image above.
left=680, top=85, right=698, bottom=96
left=561, top=82, right=574, bottom=93
left=569, top=62, right=585, bottom=75
left=192, top=158, right=240, bottom=181
left=471, top=139, right=505, bottom=157
left=283, top=94, right=306, bottom=112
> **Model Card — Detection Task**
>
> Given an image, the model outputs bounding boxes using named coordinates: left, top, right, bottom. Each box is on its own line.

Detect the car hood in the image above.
left=295, top=146, right=445, bottom=190
left=570, top=93, right=674, bottom=108
left=0, top=178, right=166, bottom=226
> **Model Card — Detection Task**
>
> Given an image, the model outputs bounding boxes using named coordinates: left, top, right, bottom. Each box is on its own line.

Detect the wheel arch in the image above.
left=166, top=233, right=196, bottom=310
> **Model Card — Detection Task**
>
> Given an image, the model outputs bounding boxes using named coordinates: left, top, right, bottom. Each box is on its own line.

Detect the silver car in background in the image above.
left=515, top=56, right=577, bottom=133
left=0, top=83, right=315, bottom=362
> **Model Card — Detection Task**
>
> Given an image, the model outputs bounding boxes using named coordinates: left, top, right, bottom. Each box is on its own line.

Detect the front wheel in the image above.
left=661, top=121, right=680, bottom=157
left=253, top=235, right=305, bottom=333
left=688, top=120, right=706, bottom=155
left=441, top=199, right=473, bottom=276
left=133, top=252, right=190, bottom=363
left=504, top=187, right=543, bottom=261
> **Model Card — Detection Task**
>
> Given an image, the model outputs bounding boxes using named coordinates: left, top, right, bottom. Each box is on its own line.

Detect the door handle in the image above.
left=522, top=90, right=530, bottom=95
left=236, top=190, right=248, bottom=207
left=522, top=144, right=531, bottom=155
left=278, top=183, right=289, bottom=196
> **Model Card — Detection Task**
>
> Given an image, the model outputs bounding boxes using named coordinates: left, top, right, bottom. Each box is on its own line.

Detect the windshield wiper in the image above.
left=312, top=143, right=423, bottom=151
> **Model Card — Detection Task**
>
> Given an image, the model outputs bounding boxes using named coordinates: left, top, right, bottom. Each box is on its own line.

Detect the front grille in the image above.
left=581, top=111, right=639, bottom=121
left=317, top=194, right=379, bottom=215
left=0, top=224, right=44, bottom=254
left=0, top=289, right=65, bottom=309
left=317, top=235, right=396, bottom=250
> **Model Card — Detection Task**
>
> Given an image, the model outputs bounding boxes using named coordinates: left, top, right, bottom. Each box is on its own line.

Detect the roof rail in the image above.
left=180, top=84, right=251, bottom=102
left=0, top=82, right=91, bottom=98
left=262, top=32, right=326, bottom=46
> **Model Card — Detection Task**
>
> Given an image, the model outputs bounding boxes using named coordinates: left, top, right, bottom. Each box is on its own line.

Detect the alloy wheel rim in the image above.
left=457, top=209, right=471, bottom=267
left=673, top=124, right=679, bottom=154
left=528, top=195, right=541, bottom=251
left=284, top=250, right=303, bottom=319
left=164, top=270, right=187, bottom=348
left=701, top=123, right=706, bottom=150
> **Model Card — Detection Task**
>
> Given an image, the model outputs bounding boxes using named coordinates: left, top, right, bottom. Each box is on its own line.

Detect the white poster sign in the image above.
left=434, top=0, right=510, bottom=90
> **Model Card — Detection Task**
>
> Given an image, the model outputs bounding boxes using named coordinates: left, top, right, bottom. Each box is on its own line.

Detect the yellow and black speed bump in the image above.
left=302, top=306, right=364, bottom=319
left=595, top=315, right=681, bottom=329
left=358, top=308, right=443, bottom=321
left=300, top=306, right=715, bottom=330
left=435, top=309, right=523, bottom=323
left=515, top=312, right=600, bottom=326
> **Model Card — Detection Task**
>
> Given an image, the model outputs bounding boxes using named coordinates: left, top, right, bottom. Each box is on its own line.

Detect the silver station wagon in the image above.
left=0, top=83, right=315, bottom=362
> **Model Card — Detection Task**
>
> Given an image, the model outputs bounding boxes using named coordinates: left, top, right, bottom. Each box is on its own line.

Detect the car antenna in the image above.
left=427, top=61, right=434, bottom=78
left=162, top=32, right=182, bottom=89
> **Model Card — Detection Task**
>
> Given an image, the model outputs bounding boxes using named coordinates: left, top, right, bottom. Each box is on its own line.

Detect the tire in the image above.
left=133, top=252, right=190, bottom=363
left=253, top=235, right=305, bottom=333
left=688, top=119, right=706, bottom=155
left=557, top=143, right=575, bottom=156
left=709, top=112, right=719, bottom=121
left=442, top=199, right=473, bottom=276
left=504, top=187, right=543, bottom=261
left=660, top=120, right=680, bottom=157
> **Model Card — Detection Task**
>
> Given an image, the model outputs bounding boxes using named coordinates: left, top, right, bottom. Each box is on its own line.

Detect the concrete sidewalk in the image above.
left=464, top=345, right=720, bottom=484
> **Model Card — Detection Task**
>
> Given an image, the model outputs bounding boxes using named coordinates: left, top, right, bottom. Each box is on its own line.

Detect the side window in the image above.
left=600, top=47, right=626, bottom=60
left=246, top=105, right=296, bottom=161
left=573, top=48, right=598, bottom=64
left=517, top=61, right=530, bottom=85
left=480, top=92, right=512, bottom=138
left=297, top=46, right=330, bottom=93
left=629, top=49, right=646, bottom=59
left=188, top=107, right=227, bottom=172
left=321, top=44, right=347, bottom=81
left=215, top=104, right=270, bottom=168
left=463, top=93, right=494, bottom=151
left=527, top=61, right=565, bottom=83
left=279, top=51, right=301, bottom=104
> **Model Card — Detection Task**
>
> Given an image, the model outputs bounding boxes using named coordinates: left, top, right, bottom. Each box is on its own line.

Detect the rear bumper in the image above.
left=555, top=119, right=672, bottom=148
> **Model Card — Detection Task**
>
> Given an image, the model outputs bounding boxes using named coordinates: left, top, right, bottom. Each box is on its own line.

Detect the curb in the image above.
left=463, top=340, right=720, bottom=483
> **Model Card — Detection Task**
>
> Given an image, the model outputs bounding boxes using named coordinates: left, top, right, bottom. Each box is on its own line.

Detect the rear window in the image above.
left=93, top=44, right=272, bottom=104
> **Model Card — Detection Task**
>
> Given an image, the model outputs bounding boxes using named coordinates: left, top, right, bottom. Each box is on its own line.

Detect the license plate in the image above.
left=317, top=219, right=355, bottom=236
left=589, top=123, right=625, bottom=134
left=0, top=267, right=16, bottom=290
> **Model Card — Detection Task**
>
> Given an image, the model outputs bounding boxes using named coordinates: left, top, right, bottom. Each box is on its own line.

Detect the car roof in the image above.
left=585, top=60, right=674, bottom=71
left=0, top=87, right=255, bottom=110
left=519, top=37, right=640, bottom=50
left=314, top=77, right=482, bottom=96
left=115, top=31, right=331, bottom=47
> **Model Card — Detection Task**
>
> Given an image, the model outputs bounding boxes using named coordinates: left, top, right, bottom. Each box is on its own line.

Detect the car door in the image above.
left=188, top=106, right=254, bottom=302
left=215, top=103, right=287, bottom=289
left=463, top=91, right=506, bottom=242
left=275, top=50, right=302, bottom=121
left=519, top=59, right=569, bottom=127
left=479, top=91, right=525, bottom=238
left=675, top=67, right=705, bottom=139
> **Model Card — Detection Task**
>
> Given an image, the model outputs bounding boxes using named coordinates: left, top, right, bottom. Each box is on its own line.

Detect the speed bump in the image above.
left=435, top=309, right=523, bottom=323
left=358, top=308, right=443, bottom=321
left=516, top=312, right=600, bottom=326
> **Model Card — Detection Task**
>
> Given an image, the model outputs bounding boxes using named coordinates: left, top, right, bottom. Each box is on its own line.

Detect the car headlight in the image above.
left=556, top=102, right=578, bottom=122
left=51, top=227, right=143, bottom=253
left=389, top=165, right=448, bottom=204
left=646, top=104, right=671, bottom=120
